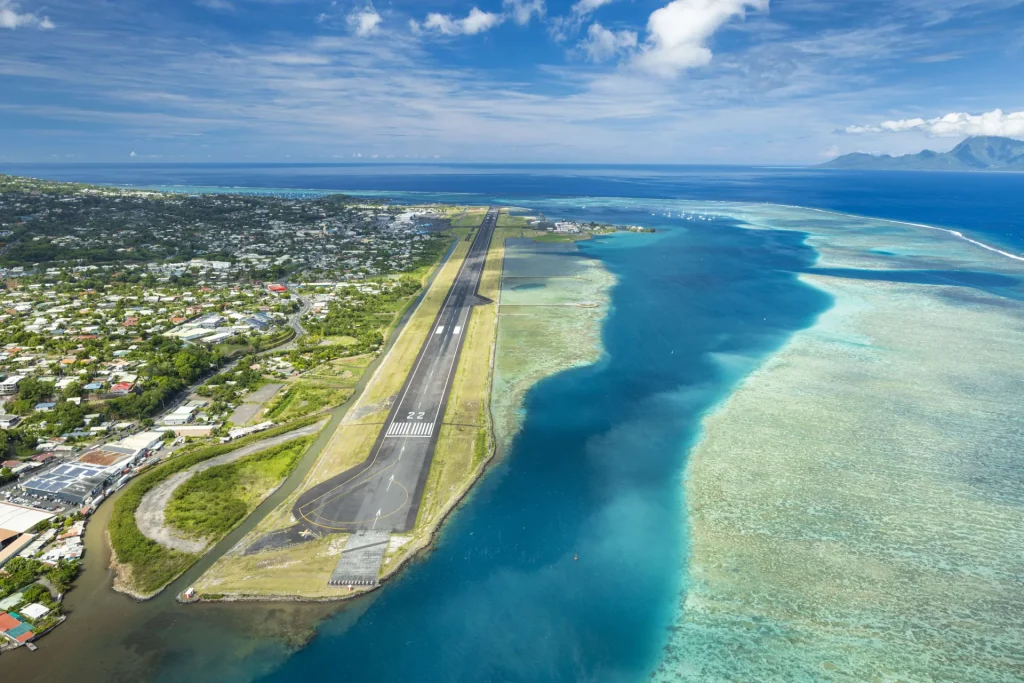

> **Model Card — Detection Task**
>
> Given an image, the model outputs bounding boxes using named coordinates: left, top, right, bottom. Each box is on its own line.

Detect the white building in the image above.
left=0, top=375, right=25, bottom=395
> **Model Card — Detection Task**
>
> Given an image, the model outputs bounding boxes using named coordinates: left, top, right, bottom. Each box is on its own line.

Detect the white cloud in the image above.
left=634, top=0, right=769, bottom=77
left=550, top=0, right=616, bottom=40
left=417, top=7, right=505, bottom=36
left=573, top=0, right=617, bottom=15
left=579, top=22, right=638, bottom=62
left=348, top=6, right=382, bottom=37
left=504, top=0, right=545, bottom=25
left=0, top=0, right=54, bottom=30
left=845, top=109, right=1024, bottom=138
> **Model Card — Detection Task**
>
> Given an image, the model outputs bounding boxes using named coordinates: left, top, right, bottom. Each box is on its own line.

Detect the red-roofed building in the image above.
left=0, top=612, right=20, bottom=632
left=268, top=284, right=287, bottom=293
left=110, top=381, right=137, bottom=395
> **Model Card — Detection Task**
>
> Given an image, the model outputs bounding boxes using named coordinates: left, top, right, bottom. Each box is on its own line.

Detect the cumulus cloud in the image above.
left=416, top=7, right=505, bottom=35
left=579, top=22, right=638, bottom=62
left=634, top=0, right=768, bottom=77
left=348, top=6, right=382, bottom=37
left=845, top=109, right=1024, bottom=138
left=0, top=0, right=55, bottom=30
left=504, top=0, right=545, bottom=25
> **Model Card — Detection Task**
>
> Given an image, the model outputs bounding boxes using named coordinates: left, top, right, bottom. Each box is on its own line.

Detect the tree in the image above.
left=0, top=466, right=15, bottom=485
left=16, top=376, right=52, bottom=404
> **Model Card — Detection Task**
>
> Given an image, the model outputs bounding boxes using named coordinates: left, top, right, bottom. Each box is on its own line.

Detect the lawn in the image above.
left=496, top=209, right=534, bottom=228
left=264, top=381, right=352, bottom=422
left=165, top=437, right=312, bottom=540
left=304, top=354, right=372, bottom=386
left=449, top=207, right=488, bottom=227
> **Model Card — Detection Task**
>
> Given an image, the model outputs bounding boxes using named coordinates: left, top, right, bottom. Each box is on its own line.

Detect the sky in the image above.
left=1, top=0, right=1023, bottom=164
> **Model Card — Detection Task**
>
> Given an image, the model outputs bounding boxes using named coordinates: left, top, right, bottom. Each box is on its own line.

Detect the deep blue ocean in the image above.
left=4, top=165, right=1023, bottom=682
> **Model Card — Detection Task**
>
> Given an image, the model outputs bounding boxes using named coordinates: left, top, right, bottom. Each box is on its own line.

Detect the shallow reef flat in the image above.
left=492, top=238, right=616, bottom=449
left=653, top=205, right=1024, bottom=681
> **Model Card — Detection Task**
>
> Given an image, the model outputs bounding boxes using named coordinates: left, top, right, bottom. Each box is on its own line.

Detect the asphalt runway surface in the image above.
left=250, top=209, right=497, bottom=549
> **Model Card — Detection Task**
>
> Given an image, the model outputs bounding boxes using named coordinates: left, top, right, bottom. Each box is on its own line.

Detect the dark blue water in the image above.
left=6, top=163, right=1024, bottom=253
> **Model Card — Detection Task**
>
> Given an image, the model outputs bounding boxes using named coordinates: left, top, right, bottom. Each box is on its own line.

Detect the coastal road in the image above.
left=286, top=209, right=497, bottom=536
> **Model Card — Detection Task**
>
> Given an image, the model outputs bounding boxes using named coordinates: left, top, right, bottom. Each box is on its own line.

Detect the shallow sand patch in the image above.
left=492, top=238, right=616, bottom=449
left=656, top=208, right=1024, bottom=681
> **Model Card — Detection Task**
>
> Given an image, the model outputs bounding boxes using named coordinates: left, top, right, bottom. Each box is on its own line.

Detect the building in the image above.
left=109, top=381, right=136, bottom=395
left=0, top=611, right=36, bottom=645
left=0, top=502, right=54, bottom=568
left=20, top=463, right=110, bottom=506
left=77, top=430, right=164, bottom=475
left=164, top=405, right=197, bottom=425
left=0, top=375, right=25, bottom=395
left=200, top=331, right=232, bottom=345
left=0, top=415, right=21, bottom=429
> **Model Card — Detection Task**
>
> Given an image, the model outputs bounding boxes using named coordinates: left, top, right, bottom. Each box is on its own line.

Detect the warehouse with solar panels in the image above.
left=20, top=463, right=110, bottom=506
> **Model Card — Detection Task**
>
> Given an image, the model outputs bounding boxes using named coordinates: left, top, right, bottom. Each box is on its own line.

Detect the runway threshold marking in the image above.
left=385, top=421, right=435, bottom=438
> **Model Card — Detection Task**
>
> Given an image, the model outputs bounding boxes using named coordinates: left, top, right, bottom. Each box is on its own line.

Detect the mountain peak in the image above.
left=821, top=136, right=1024, bottom=172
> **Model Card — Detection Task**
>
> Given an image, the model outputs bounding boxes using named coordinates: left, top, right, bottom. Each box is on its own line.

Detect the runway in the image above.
left=287, top=208, right=497, bottom=536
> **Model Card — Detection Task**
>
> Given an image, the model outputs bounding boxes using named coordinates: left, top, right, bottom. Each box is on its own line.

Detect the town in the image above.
left=0, top=175, right=457, bottom=652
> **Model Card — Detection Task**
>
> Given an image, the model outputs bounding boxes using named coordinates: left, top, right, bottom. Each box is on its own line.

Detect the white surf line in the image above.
left=762, top=202, right=1024, bottom=264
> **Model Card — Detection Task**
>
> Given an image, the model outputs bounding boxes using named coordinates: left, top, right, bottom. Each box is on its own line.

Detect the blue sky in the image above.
left=1, top=0, right=1022, bottom=163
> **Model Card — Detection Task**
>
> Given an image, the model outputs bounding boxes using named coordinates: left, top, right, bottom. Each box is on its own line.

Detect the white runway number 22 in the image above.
left=408, top=411, right=426, bottom=420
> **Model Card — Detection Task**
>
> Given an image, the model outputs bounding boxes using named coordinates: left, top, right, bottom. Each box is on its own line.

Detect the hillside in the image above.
left=820, top=136, right=1024, bottom=171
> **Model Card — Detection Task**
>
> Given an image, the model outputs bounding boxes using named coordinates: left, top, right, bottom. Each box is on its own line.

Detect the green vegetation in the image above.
left=213, top=327, right=294, bottom=357
left=0, top=558, right=81, bottom=600
left=305, top=278, right=421, bottom=343
left=496, top=211, right=533, bottom=228
left=449, top=208, right=488, bottom=227
left=531, top=233, right=593, bottom=243
left=107, top=415, right=322, bottom=596
left=3, top=335, right=219, bottom=434
left=264, top=381, right=351, bottom=422
left=197, top=355, right=265, bottom=408
left=304, top=354, right=372, bottom=386
left=165, top=437, right=311, bottom=539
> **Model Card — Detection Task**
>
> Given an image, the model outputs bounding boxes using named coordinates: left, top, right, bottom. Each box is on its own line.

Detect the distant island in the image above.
left=820, top=135, right=1024, bottom=171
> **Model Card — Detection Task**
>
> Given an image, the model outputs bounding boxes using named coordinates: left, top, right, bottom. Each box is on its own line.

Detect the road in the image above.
left=264, top=209, right=497, bottom=542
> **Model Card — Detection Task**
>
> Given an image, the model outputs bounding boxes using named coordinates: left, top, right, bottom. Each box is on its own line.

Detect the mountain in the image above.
left=820, top=136, right=1024, bottom=171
